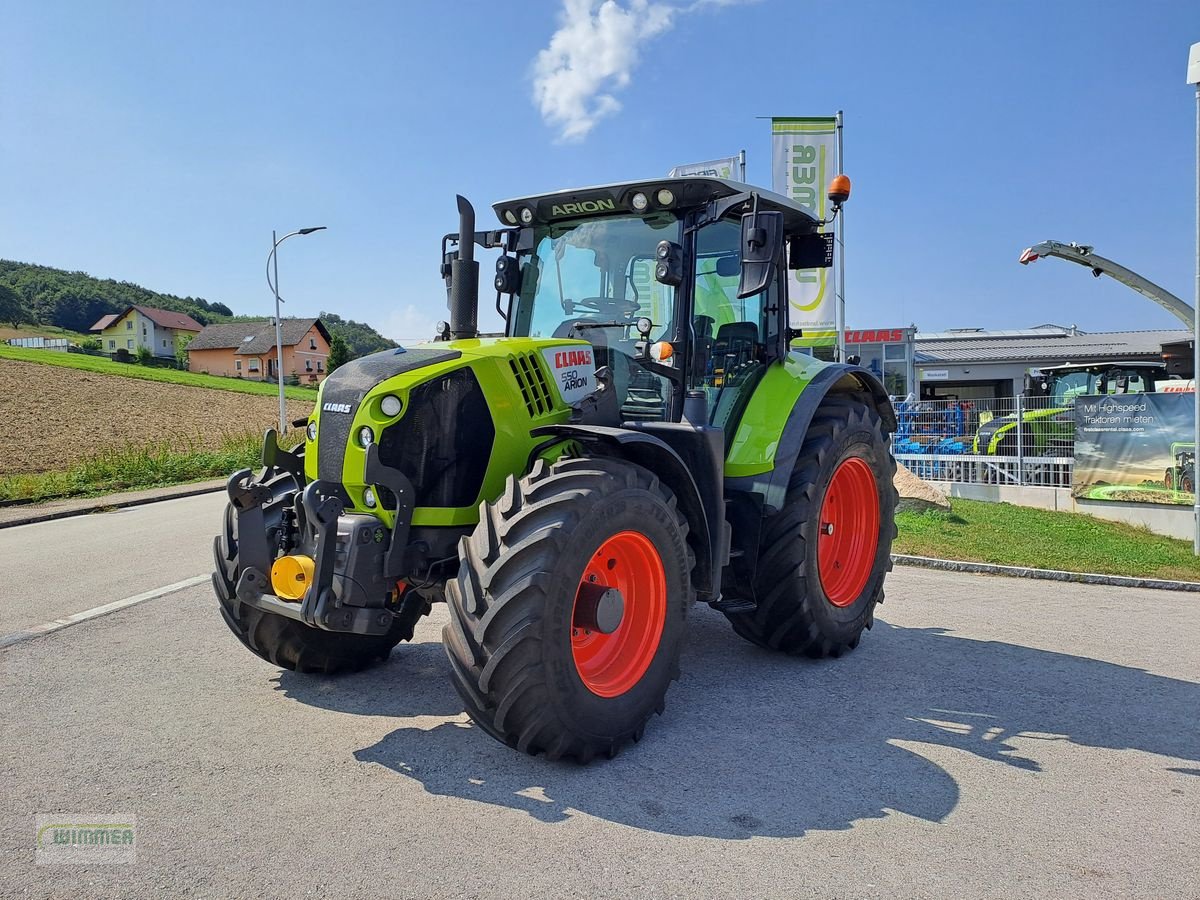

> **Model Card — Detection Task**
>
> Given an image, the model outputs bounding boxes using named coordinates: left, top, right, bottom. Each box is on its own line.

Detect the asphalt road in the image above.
left=1, top=496, right=1198, bottom=898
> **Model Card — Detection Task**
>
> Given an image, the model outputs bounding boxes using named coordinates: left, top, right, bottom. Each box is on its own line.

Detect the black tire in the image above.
left=724, top=393, right=897, bottom=657
left=212, top=470, right=419, bottom=674
left=443, top=456, right=692, bottom=762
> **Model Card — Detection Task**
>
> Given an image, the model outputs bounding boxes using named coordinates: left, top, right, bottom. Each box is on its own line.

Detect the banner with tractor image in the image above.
left=1072, top=393, right=1194, bottom=505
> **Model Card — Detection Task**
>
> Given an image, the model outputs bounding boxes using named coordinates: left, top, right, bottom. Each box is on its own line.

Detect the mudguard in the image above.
left=531, top=423, right=720, bottom=603
left=724, top=361, right=896, bottom=514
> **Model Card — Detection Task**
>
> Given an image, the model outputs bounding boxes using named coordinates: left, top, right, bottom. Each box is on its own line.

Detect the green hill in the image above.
left=0, top=259, right=398, bottom=357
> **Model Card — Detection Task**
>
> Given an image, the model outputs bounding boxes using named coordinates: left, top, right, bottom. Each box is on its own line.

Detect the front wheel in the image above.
left=725, top=393, right=897, bottom=656
left=443, top=456, right=692, bottom=762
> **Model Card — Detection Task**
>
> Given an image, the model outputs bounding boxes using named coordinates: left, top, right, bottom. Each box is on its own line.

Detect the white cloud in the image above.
left=532, top=0, right=676, bottom=143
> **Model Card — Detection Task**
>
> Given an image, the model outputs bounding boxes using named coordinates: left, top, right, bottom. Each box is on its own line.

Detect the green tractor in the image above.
left=212, top=176, right=897, bottom=762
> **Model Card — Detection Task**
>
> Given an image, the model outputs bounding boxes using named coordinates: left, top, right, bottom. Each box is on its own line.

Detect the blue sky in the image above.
left=1, top=0, right=1197, bottom=342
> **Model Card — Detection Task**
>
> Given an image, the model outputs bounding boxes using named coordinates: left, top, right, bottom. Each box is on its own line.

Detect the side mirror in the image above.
left=738, top=210, right=783, bottom=299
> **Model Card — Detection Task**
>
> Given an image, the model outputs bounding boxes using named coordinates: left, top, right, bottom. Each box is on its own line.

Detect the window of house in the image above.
left=236, top=360, right=242, bottom=371
left=162, top=339, right=168, bottom=348
left=126, top=339, right=134, bottom=349
left=126, top=320, right=133, bottom=330
left=317, top=361, right=323, bottom=372
left=305, top=360, right=313, bottom=371
left=248, top=359, right=259, bottom=372
left=309, top=337, right=316, bottom=349
left=108, top=340, right=115, bottom=350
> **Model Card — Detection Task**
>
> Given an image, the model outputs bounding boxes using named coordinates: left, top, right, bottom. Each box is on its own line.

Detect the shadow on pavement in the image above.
left=276, top=607, right=1199, bottom=839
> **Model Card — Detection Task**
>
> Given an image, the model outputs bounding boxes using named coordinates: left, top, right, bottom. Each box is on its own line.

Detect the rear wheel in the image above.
left=443, top=456, right=692, bottom=762
left=724, top=393, right=897, bottom=656
left=212, top=471, right=420, bottom=674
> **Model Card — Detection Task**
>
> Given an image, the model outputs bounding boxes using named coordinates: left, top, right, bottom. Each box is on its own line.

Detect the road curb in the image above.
left=892, top=553, right=1200, bottom=593
left=0, top=480, right=226, bottom=529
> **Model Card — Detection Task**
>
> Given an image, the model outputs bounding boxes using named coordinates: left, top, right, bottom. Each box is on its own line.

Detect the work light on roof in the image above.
left=631, top=192, right=649, bottom=211
left=520, top=207, right=534, bottom=225
left=656, top=188, right=675, bottom=207
left=502, top=209, right=518, bottom=225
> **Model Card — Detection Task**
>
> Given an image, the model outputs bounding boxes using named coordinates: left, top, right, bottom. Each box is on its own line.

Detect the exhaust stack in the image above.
left=448, top=195, right=479, bottom=340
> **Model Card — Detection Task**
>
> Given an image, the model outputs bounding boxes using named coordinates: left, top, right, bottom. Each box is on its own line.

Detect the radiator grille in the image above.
left=509, top=352, right=555, bottom=417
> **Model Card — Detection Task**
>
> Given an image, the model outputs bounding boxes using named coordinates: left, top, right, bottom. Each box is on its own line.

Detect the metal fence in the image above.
left=5, top=336, right=69, bottom=351
left=893, top=395, right=1074, bottom=487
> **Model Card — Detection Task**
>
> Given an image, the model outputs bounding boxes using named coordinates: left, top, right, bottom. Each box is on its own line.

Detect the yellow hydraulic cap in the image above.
left=270, top=555, right=315, bottom=602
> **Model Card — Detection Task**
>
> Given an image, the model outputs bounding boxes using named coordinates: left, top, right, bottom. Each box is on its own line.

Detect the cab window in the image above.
left=690, top=218, right=777, bottom=435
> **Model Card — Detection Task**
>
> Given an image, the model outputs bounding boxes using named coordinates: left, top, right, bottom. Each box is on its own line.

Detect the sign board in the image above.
left=921, top=369, right=950, bottom=381
left=668, top=156, right=740, bottom=179
left=772, top=117, right=838, bottom=346
left=1073, top=392, right=1195, bottom=505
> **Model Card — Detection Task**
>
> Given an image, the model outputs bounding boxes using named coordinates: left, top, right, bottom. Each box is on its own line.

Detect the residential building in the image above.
left=186, top=318, right=332, bottom=383
left=89, top=305, right=204, bottom=358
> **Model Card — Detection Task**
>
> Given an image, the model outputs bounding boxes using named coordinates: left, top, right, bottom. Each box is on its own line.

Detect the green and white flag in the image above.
left=668, top=156, right=740, bottom=179
left=771, top=117, right=838, bottom=345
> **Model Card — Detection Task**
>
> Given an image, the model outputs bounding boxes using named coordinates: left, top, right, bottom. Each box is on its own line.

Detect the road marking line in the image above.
left=0, top=574, right=209, bottom=650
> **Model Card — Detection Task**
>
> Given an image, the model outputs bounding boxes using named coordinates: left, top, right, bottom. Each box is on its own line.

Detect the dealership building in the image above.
left=822, top=324, right=1192, bottom=401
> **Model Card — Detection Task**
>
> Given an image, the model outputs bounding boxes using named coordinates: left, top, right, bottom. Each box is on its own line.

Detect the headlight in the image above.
left=358, top=426, right=374, bottom=447
left=380, top=394, right=402, bottom=417
left=306, top=421, right=317, bottom=441
left=363, top=488, right=377, bottom=509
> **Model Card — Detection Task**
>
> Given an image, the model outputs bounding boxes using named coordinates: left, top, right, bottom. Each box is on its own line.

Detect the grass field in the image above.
left=0, top=434, right=265, bottom=503
left=0, top=344, right=318, bottom=400
left=895, top=498, right=1200, bottom=582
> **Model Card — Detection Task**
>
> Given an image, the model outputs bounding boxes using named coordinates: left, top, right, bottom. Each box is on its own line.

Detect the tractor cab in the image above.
left=462, top=177, right=839, bottom=438
left=1025, top=361, right=1170, bottom=405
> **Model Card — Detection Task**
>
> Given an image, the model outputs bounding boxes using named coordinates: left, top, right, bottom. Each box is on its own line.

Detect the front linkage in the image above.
left=227, top=430, right=414, bottom=638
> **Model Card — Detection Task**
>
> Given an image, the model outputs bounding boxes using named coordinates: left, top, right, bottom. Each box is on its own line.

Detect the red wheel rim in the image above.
left=817, top=457, right=880, bottom=607
left=571, top=531, right=666, bottom=698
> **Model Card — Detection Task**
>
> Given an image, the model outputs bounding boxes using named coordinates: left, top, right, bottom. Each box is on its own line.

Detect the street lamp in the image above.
left=266, top=226, right=327, bottom=433
left=1188, top=43, right=1200, bottom=552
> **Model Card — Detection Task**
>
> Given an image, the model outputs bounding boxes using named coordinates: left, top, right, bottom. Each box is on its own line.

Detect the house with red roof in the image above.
left=89, top=305, right=204, bottom=359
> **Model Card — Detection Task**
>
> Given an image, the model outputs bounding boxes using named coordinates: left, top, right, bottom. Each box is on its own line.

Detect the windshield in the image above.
left=511, top=213, right=680, bottom=419
left=1048, top=368, right=1154, bottom=405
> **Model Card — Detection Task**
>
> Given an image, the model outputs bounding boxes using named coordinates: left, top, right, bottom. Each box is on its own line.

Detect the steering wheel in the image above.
left=563, top=296, right=640, bottom=316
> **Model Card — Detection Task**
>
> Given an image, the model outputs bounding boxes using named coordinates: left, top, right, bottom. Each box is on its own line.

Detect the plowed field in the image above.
left=0, top=358, right=315, bottom=475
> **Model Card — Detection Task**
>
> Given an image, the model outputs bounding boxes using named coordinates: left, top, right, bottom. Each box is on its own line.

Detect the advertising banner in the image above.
left=1072, top=393, right=1195, bottom=505
left=668, top=156, right=740, bottom=179
left=771, top=117, right=838, bottom=345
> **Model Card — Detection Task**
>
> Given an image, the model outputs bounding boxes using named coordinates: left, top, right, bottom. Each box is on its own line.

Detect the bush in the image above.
left=79, top=337, right=102, bottom=351
left=135, top=345, right=154, bottom=364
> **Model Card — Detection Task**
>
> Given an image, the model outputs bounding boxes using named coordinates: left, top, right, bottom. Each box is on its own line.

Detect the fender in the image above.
left=531, top=423, right=719, bottom=603
left=725, top=364, right=895, bottom=514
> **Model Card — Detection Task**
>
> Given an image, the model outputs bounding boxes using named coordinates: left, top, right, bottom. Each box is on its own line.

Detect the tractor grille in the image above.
left=509, top=352, right=555, bottom=417
left=378, top=368, right=494, bottom=509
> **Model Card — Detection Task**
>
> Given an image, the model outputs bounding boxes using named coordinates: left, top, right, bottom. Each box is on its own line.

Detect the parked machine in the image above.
left=1165, top=443, right=1195, bottom=493
left=212, top=176, right=897, bottom=761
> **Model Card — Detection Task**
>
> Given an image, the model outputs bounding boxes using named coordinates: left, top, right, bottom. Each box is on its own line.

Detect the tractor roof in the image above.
left=1037, top=360, right=1166, bottom=373
left=493, top=177, right=819, bottom=233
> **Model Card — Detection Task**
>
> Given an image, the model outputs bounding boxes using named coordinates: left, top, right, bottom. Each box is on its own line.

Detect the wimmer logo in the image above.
left=35, top=814, right=137, bottom=865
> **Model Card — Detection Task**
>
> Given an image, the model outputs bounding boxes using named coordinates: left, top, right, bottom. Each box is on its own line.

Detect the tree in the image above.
left=175, top=333, right=193, bottom=369
left=0, top=283, right=27, bottom=328
left=327, top=333, right=351, bottom=373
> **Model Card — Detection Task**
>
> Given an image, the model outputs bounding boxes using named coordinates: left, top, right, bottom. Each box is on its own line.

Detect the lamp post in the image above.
left=1188, top=43, right=1200, bottom=553
left=266, top=226, right=326, bottom=433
